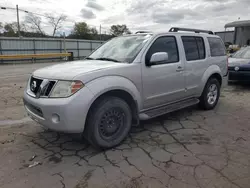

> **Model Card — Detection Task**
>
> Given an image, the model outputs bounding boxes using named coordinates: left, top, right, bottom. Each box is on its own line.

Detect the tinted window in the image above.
left=196, top=37, right=205, bottom=59
left=208, top=37, right=226, bottom=56
left=182, top=36, right=206, bottom=61
left=146, top=36, right=179, bottom=64
left=182, top=37, right=199, bottom=61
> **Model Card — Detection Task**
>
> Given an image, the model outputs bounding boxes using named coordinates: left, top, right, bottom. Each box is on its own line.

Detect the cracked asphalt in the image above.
left=1, top=63, right=250, bottom=188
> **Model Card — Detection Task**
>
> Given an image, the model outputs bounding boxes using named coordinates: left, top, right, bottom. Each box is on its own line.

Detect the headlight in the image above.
left=50, top=80, right=84, bottom=98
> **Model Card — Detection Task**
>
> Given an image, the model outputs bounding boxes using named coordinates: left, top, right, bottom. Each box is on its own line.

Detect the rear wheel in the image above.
left=199, top=78, right=220, bottom=110
left=84, top=97, right=132, bottom=149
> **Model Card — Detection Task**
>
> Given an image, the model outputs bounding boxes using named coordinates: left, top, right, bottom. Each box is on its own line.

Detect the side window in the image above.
left=196, top=37, right=205, bottom=59
left=182, top=37, right=199, bottom=61
left=146, top=36, right=179, bottom=64
left=208, top=37, right=226, bottom=56
left=182, top=36, right=206, bottom=61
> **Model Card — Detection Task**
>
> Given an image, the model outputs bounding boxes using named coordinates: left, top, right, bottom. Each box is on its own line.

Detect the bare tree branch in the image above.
left=46, top=14, right=67, bottom=36
left=25, top=13, right=44, bottom=34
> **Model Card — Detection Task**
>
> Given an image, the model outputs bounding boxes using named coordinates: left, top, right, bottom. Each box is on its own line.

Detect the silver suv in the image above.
left=23, top=28, right=228, bottom=149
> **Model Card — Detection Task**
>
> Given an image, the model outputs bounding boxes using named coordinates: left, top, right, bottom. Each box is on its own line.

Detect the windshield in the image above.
left=88, top=34, right=152, bottom=63
left=233, top=47, right=250, bottom=59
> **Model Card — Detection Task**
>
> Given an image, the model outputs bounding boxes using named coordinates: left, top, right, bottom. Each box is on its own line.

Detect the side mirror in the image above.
left=148, top=52, right=168, bottom=66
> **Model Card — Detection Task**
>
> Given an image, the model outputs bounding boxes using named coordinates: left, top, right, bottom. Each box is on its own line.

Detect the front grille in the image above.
left=29, top=76, right=56, bottom=98
left=23, top=99, right=43, bottom=118
left=45, top=81, right=56, bottom=96
left=40, top=81, right=56, bottom=97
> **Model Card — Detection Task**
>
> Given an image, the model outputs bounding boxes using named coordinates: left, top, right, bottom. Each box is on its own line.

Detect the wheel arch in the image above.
left=200, top=65, right=222, bottom=95
left=86, top=89, right=139, bottom=127
left=209, top=73, right=222, bottom=85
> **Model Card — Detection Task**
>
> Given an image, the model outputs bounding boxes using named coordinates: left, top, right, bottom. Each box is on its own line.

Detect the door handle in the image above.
left=176, top=66, right=184, bottom=72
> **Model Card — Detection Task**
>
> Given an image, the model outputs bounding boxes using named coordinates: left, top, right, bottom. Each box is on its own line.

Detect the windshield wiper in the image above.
left=95, top=57, right=120, bottom=62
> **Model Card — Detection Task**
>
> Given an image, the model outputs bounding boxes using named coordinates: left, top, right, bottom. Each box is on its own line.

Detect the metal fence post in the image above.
left=90, top=41, right=92, bottom=52
left=33, top=39, right=36, bottom=63
left=60, top=40, right=62, bottom=53
left=77, top=40, right=80, bottom=59
left=0, top=38, right=3, bottom=64
left=63, top=33, right=66, bottom=53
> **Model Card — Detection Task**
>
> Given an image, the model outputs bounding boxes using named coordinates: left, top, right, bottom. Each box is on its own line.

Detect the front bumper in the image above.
left=229, top=71, right=250, bottom=81
left=23, top=87, right=94, bottom=133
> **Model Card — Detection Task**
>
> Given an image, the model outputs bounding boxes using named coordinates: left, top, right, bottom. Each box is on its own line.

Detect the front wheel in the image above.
left=84, top=97, right=132, bottom=149
left=199, top=78, right=221, bottom=110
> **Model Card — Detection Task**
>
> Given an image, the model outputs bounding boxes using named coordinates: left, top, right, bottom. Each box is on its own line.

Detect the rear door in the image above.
left=181, top=36, right=208, bottom=97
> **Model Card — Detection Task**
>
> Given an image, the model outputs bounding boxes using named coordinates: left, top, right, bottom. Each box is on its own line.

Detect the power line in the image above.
left=1, top=5, right=113, bottom=36
left=1, top=5, right=111, bottom=30
left=1, top=5, right=54, bottom=19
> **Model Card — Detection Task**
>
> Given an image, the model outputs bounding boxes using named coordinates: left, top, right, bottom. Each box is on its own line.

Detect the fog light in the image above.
left=52, top=114, right=60, bottom=124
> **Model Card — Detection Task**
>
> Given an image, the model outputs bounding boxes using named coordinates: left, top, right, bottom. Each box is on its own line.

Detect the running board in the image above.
left=139, top=98, right=199, bottom=120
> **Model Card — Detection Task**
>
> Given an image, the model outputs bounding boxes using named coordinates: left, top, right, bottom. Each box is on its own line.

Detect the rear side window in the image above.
left=208, top=37, right=226, bottom=56
left=182, top=36, right=206, bottom=61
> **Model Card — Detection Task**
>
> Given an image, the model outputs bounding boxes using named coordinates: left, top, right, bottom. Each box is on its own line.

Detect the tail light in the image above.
left=227, top=57, right=229, bottom=69
left=226, top=56, right=229, bottom=76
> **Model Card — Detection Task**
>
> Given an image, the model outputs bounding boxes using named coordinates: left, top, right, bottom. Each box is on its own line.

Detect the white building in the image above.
left=225, top=20, right=250, bottom=46
left=215, top=31, right=234, bottom=44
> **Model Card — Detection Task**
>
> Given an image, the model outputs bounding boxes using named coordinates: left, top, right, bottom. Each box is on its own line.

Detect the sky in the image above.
left=0, top=0, right=250, bottom=36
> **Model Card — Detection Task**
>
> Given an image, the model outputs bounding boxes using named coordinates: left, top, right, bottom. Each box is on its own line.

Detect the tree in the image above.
left=3, top=22, right=18, bottom=36
left=110, top=24, right=131, bottom=36
left=71, top=22, right=89, bottom=36
left=69, top=22, right=98, bottom=39
left=25, top=13, right=44, bottom=34
left=20, top=22, right=28, bottom=32
left=46, top=14, right=67, bottom=36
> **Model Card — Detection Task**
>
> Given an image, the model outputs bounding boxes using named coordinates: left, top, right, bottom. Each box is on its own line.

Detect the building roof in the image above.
left=215, top=31, right=234, bottom=34
left=225, top=20, right=250, bottom=28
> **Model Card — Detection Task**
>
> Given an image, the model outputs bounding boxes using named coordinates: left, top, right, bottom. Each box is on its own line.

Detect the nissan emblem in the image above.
left=235, top=67, right=239, bottom=71
left=31, top=81, right=37, bottom=92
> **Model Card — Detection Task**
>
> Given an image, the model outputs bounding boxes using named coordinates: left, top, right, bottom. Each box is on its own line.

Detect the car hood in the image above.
left=228, top=58, right=250, bottom=67
left=33, top=60, right=129, bottom=80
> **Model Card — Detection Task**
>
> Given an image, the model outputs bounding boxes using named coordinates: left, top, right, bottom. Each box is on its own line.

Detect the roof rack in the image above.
left=169, top=27, right=214, bottom=35
left=135, top=31, right=152, bottom=34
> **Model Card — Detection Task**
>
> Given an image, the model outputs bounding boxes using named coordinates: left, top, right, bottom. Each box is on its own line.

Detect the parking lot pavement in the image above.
left=1, top=63, right=250, bottom=188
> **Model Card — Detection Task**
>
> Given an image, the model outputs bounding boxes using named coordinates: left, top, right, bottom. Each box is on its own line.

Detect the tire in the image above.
left=84, top=97, right=132, bottom=149
left=199, top=78, right=221, bottom=110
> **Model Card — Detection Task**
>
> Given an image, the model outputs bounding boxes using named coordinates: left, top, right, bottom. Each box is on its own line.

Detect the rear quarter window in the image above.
left=208, top=37, right=226, bottom=57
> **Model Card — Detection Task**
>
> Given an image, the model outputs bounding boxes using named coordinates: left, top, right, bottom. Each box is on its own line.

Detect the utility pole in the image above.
left=99, top=25, right=102, bottom=41
left=16, top=5, right=21, bottom=37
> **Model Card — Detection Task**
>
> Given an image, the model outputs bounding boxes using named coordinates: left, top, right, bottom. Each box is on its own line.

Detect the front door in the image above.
left=142, top=35, right=186, bottom=109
